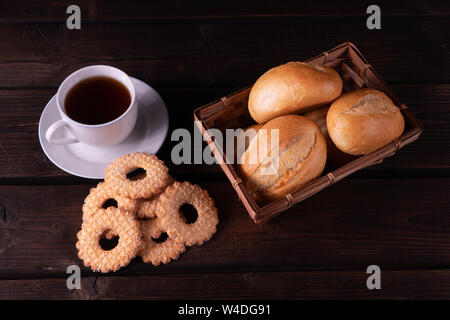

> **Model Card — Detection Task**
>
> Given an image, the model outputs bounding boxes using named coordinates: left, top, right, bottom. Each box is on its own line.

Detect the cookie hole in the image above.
left=179, top=203, right=198, bottom=224
left=102, top=198, right=118, bottom=209
left=99, top=230, right=119, bottom=251
left=126, top=168, right=147, bottom=181
left=152, top=232, right=168, bottom=243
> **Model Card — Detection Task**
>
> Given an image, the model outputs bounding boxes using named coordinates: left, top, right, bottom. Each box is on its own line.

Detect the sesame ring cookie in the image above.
left=139, top=218, right=186, bottom=266
left=82, top=182, right=139, bottom=221
left=104, top=152, right=171, bottom=199
left=136, top=199, right=159, bottom=219
left=135, top=177, right=174, bottom=219
left=76, top=207, right=142, bottom=273
left=157, top=181, right=219, bottom=246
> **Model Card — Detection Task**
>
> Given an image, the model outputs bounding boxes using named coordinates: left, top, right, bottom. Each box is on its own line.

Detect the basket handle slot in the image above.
left=342, top=62, right=366, bottom=88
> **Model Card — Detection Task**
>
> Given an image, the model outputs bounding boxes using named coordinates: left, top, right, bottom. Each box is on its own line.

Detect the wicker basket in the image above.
left=193, top=42, right=423, bottom=224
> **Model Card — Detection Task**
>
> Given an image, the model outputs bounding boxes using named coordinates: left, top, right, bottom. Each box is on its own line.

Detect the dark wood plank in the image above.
left=2, top=269, right=450, bottom=299
left=1, top=0, right=448, bottom=22
left=0, top=84, right=448, bottom=180
left=0, top=178, right=449, bottom=279
left=0, top=20, right=448, bottom=88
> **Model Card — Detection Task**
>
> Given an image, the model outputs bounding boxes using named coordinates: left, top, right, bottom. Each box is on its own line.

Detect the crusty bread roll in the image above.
left=327, top=89, right=405, bottom=155
left=304, top=106, right=356, bottom=166
left=248, top=62, right=343, bottom=123
left=304, top=106, right=329, bottom=134
left=238, top=124, right=263, bottom=152
left=239, top=115, right=327, bottom=202
left=230, top=123, right=263, bottom=164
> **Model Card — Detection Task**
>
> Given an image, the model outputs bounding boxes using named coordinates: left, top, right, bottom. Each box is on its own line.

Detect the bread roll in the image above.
left=304, top=106, right=328, bottom=136
left=238, top=124, right=263, bottom=152
left=230, top=124, right=262, bottom=164
left=327, top=89, right=405, bottom=155
left=248, top=62, right=342, bottom=123
left=239, top=115, right=327, bottom=202
left=304, top=106, right=356, bottom=166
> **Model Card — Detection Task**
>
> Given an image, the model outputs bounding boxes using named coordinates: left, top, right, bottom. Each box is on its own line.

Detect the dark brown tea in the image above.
left=65, top=76, right=131, bottom=125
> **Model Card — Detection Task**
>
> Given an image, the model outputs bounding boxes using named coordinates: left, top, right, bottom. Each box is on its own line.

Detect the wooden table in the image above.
left=0, top=1, right=449, bottom=299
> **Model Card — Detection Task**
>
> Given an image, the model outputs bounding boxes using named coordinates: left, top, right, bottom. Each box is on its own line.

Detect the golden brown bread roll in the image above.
left=248, top=62, right=343, bottom=123
left=230, top=124, right=263, bottom=164
left=238, top=124, right=263, bottom=152
left=327, top=89, right=405, bottom=155
left=304, top=106, right=356, bottom=166
left=239, top=115, right=327, bottom=202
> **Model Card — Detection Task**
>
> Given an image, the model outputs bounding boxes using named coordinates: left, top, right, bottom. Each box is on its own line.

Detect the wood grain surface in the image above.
left=2, top=269, right=450, bottom=299
left=1, top=0, right=449, bottom=22
left=0, top=84, right=448, bottom=181
left=0, top=0, right=449, bottom=299
left=0, top=178, right=449, bottom=279
left=0, top=20, right=448, bottom=88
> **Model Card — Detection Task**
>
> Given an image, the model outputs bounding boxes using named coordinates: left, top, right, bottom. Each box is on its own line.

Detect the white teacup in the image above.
left=46, top=65, right=138, bottom=146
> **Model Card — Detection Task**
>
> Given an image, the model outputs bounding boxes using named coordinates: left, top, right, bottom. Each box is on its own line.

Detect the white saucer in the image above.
left=38, top=77, right=169, bottom=179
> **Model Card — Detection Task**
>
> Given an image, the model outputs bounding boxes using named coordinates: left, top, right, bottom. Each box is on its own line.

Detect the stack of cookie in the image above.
left=76, top=152, right=219, bottom=273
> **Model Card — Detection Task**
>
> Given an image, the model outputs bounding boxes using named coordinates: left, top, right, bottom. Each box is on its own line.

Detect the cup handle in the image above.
left=45, top=120, right=79, bottom=145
